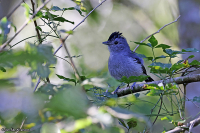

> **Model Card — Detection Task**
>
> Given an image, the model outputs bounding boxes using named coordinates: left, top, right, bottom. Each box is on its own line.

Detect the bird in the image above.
left=102, top=31, right=154, bottom=93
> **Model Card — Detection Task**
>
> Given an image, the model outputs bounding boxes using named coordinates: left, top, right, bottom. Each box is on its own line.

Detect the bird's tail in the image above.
left=145, top=76, right=154, bottom=82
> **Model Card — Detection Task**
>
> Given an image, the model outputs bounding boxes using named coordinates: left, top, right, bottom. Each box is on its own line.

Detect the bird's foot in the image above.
left=114, top=86, right=120, bottom=94
left=131, top=82, right=136, bottom=91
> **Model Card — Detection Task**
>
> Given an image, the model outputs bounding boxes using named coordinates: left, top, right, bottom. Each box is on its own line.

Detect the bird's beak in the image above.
left=102, top=41, right=110, bottom=45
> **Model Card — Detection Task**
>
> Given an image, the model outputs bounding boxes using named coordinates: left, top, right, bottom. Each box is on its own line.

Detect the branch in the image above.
left=0, top=0, right=50, bottom=52
left=133, top=15, right=181, bottom=52
left=115, top=74, right=200, bottom=97
left=30, top=0, right=42, bottom=44
left=166, top=116, right=200, bottom=133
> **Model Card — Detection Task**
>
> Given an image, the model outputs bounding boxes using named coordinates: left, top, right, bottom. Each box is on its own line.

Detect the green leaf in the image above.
left=127, top=118, right=137, bottom=129
left=53, top=17, right=74, bottom=24
left=119, top=75, right=150, bottom=84
left=161, top=116, right=173, bottom=121
left=155, top=44, right=171, bottom=49
left=42, top=12, right=59, bottom=20
left=163, top=49, right=183, bottom=57
left=154, top=55, right=168, bottom=60
left=36, top=26, right=42, bottom=32
left=149, top=63, right=171, bottom=74
left=134, top=42, right=152, bottom=48
left=21, top=3, right=30, bottom=18
left=182, top=48, right=199, bottom=52
left=148, top=35, right=158, bottom=47
left=0, top=66, right=6, bottom=72
left=189, top=60, right=200, bottom=66
left=188, top=55, right=195, bottom=59
left=118, top=119, right=127, bottom=128
left=56, top=74, right=77, bottom=85
left=145, top=57, right=154, bottom=61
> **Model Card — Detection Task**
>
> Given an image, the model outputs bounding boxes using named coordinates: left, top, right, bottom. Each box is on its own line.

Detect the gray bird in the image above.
left=102, top=32, right=153, bottom=93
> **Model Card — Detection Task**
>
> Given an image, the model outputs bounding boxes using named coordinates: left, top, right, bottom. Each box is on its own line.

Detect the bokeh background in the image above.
left=0, top=0, right=200, bottom=132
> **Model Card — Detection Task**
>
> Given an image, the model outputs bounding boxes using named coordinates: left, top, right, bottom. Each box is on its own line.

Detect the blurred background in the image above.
left=0, top=0, right=200, bottom=132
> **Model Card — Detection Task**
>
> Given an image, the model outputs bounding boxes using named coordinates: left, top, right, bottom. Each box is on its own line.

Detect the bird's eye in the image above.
left=114, top=41, right=118, bottom=44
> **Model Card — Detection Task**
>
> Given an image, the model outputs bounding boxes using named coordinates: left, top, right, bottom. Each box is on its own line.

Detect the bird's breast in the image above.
left=108, top=55, right=143, bottom=80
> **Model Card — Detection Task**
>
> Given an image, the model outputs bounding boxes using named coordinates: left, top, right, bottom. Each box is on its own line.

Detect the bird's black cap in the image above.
left=108, top=31, right=123, bottom=41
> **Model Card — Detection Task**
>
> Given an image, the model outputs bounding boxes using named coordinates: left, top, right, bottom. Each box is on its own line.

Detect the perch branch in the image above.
left=115, top=74, right=200, bottom=97
left=133, top=15, right=181, bottom=52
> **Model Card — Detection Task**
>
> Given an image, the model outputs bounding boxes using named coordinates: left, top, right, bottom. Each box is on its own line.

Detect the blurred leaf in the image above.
left=0, top=17, right=11, bottom=35
left=155, top=44, right=171, bottom=49
left=56, top=74, right=77, bottom=85
left=182, top=48, right=199, bottom=52
left=47, top=87, right=89, bottom=118
left=192, top=96, right=200, bottom=102
left=188, top=55, right=195, bottom=59
left=189, top=60, right=200, bottom=66
left=59, top=29, right=74, bottom=34
left=149, top=62, right=171, bottom=73
left=161, top=116, right=173, bottom=121
left=21, top=3, right=30, bottom=18
left=40, top=123, right=60, bottom=133
left=127, top=118, right=137, bottom=129
left=42, top=12, right=59, bottom=20
left=118, top=119, right=127, bottom=128
left=119, top=75, right=149, bottom=84
left=148, top=35, right=158, bottom=47
left=0, top=66, right=6, bottom=72
left=74, top=117, right=92, bottom=131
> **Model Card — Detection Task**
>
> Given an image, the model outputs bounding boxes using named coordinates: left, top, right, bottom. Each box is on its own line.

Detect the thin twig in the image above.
left=0, top=0, right=50, bottom=52
left=33, top=77, right=41, bottom=92
left=152, top=95, right=163, bottom=125
left=15, top=117, right=26, bottom=133
left=133, top=15, right=181, bottom=52
left=7, top=0, right=26, bottom=19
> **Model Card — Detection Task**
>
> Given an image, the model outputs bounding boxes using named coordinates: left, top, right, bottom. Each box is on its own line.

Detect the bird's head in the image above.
left=102, top=32, right=130, bottom=53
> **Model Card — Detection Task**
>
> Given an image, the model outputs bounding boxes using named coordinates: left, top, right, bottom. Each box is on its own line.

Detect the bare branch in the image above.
left=115, top=74, right=200, bottom=97
left=166, top=116, right=200, bottom=133
left=133, top=15, right=181, bottom=52
left=0, top=0, right=50, bottom=52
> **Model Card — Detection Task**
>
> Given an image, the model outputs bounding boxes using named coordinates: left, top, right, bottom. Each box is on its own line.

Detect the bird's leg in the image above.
left=114, top=83, right=124, bottom=94
left=114, top=86, right=120, bottom=94
left=131, top=82, right=136, bottom=91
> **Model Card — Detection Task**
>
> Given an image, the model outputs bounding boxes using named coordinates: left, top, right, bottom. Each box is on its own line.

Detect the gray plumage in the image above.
left=103, top=32, right=153, bottom=82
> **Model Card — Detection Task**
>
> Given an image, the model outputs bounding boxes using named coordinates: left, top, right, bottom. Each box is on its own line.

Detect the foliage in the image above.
left=0, top=1, right=200, bottom=133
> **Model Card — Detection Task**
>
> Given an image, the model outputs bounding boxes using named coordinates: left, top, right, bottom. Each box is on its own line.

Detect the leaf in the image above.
left=192, top=96, right=200, bottom=102
left=56, top=74, right=77, bottom=85
left=36, top=26, right=42, bottom=32
left=119, top=75, right=150, bottom=84
left=0, top=17, right=11, bottom=35
left=190, top=60, right=200, bottom=66
left=21, top=3, right=30, bottom=18
left=188, top=55, right=195, bottom=59
left=161, top=116, right=173, bottom=121
left=155, top=44, right=171, bottom=49
left=146, top=89, right=163, bottom=96
left=53, top=17, right=74, bottom=24
left=118, top=119, right=127, bottom=128
left=47, top=87, right=89, bottom=118
left=0, top=66, right=6, bottom=72
left=154, top=55, right=168, bottom=60
left=42, top=12, right=59, bottom=20
left=163, top=49, right=183, bottom=57
left=51, top=6, right=62, bottom=11
left=149, top=62, right=171, bottom=74
left=134, top=42, right=152, bottom=48
left=127, top=118, right=137, bottom=129
left=182, top=48, right=199, bottom=52
left=148, top=35, right=158, bottom=47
